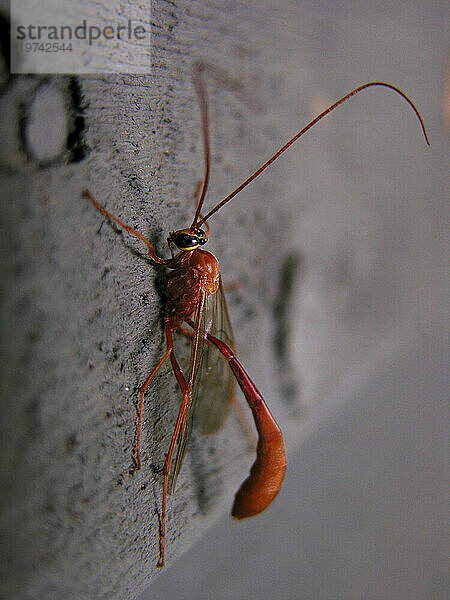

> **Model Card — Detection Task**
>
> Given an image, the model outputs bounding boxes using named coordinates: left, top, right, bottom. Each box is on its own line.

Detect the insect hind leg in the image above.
left=136, top=346, right=172, bottom=470
left=156, top=318, right=193, bottom=567
left=176, top=323, right=256, bottom=447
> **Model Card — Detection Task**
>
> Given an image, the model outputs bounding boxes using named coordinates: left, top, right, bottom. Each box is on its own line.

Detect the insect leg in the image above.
left=185, top=319, right=287, bottom=518
left=135, top=346, right=172, bottom=470
left=176, top=323, right=256, bottom=447
left=156, top=317, right=194, bottom=568
left=82, top=189, right=167, bottom=265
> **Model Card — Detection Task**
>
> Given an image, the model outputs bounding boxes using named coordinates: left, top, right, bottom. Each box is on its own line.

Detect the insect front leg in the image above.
left=82, top=189, right=167, bottom=265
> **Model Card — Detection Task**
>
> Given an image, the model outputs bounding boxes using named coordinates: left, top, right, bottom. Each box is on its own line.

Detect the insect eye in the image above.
left=193, top=228, right=207, bottom=245
left=173, top=233, right=199, bottom=250
left=191, top=228, right=208, bottom=246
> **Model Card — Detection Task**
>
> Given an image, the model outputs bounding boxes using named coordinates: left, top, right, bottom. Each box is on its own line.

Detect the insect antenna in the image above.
left=190, top=62, right=211, bottom=229
left=196, top=82, right=430, bottom=227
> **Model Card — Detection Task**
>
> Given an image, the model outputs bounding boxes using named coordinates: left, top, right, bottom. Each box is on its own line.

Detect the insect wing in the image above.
left=169, top=279, right=235, bottom=493
left=169, top=289, right=209, bottom=494
left=196, top=276, right=235, bottom=434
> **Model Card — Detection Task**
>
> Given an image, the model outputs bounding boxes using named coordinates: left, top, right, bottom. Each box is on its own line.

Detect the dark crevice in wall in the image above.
left=0, top=12, right=13, bottom=94
left=272, top=251, right=304, bottom=410
left=66, top=76, right=88, bottom=163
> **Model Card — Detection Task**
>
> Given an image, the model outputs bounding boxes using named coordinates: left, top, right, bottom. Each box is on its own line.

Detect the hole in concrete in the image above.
left=24, top=82, right=68, bottom=164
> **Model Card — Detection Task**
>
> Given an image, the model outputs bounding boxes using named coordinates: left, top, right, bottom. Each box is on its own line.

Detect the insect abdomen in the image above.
left=232, top=427, right=286, bottom=518
left=227, top=357, right=287, bottom=518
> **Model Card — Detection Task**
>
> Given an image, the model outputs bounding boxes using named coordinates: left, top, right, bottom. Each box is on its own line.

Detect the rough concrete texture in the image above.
left=0, top=1, right=447, bottom=600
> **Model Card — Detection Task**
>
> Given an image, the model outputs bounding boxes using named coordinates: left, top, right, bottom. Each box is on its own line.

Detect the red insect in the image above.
left=83, top=62, right=429, bottom=567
